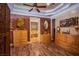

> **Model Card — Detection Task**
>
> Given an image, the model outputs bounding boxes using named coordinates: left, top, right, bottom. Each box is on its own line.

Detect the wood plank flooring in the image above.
left=10, top=42, right=73, bottom=56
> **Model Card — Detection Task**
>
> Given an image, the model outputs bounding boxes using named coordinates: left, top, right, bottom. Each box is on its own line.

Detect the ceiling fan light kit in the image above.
left=47, top=3, right=50, bottom=6
left=28, top=3, right=41, bottom=13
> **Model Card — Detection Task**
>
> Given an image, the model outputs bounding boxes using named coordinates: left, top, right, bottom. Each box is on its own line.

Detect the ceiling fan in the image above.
left=23, top=3, right=47, bottom=13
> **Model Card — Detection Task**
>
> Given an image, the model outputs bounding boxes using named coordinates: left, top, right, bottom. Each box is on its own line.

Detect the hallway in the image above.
left=10, top=42, right=73, bottom=56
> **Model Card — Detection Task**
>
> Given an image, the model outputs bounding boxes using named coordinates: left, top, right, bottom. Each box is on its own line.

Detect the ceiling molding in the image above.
left=40, top=3, right=64, bottom=13
left=51, top=3, right=79, bottom=19
left=42, top=3, right=71, bottom=15
left=8, top=3, right=78, bottom=19
left=11, top=10, right=51, bottom=18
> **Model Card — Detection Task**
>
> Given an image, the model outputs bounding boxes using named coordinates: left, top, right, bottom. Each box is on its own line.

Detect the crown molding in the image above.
left=8, top=3, right=78, bottom=19
left=51, top=3, right=79, bottom=19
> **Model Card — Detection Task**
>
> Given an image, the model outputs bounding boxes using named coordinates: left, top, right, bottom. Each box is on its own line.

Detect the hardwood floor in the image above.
left=10, top=42, right=73, bottom=56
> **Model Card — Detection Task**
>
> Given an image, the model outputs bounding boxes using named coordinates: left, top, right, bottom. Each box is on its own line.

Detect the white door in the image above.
left=30, top=17, right=40, bottom=43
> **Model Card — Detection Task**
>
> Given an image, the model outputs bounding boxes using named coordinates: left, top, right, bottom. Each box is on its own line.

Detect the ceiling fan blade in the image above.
left=23, top=4, right=33, bottom=7
left=36, top=9, right=40, bottom=12
left=50, top=3, right=56, bottom=6
left=51, top=3, right=55, bottom=5
left=29, top=8, right=33, bottom=12
left=36, top=6, right=46, bottom=8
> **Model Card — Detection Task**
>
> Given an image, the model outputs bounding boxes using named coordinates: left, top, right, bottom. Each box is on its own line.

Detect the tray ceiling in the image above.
left=8, top=3, right=78, bottom=18
left=15, top=3, right=61, bottom=10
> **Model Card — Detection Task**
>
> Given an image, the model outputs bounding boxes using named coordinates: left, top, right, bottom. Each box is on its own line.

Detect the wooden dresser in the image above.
left=0, top=4, right=10, bottom=55
left=55, top=32, right=79, bottom=55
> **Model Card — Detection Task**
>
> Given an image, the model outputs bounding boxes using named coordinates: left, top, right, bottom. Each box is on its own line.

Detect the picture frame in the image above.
left=44, top=20, right=49, bottom=30
left=60, top=17, right=79, bottom=27
left=16, top=18, right=25, bottom=30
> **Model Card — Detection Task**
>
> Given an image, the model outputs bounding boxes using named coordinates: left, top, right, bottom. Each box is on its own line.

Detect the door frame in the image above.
left=51, top=19, right=55, bottom=41
left=29, top=17, right=40, bottom=43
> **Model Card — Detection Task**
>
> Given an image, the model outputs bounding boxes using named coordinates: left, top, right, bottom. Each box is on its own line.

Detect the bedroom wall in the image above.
left=40, top=18, right=51, bottom=44
left=55, top=7, right=79, bottom=55
left=10, top=14, right=30, bottom=47
left=10, top=14, right=51, bottom=47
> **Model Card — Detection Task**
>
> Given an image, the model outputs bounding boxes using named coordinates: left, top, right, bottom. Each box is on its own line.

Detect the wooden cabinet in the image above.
left=13, top=30, right=28, bottom=47
left=0, top=4, right=10, bottom=55
left=55, top=32, right=79, bottom=55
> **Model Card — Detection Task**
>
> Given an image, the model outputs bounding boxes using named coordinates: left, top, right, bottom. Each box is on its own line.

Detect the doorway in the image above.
left=29, top=17, right=40, bottom=43
left=52, top=19, right=55, bottom=41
